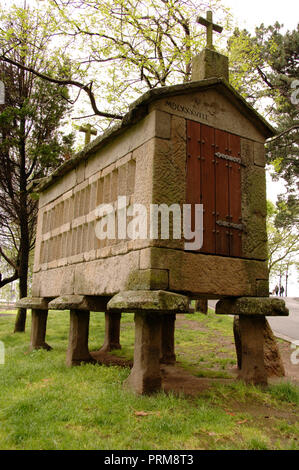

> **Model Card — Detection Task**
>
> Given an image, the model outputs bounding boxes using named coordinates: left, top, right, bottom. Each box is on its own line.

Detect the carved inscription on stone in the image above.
left=165, top=100, right=209, bottom=121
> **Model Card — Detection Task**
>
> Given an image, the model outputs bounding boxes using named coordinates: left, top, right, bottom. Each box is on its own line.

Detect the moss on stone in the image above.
left=125, top=269, right=169, bottom=291
left=216, top=297, right=289, bottom=316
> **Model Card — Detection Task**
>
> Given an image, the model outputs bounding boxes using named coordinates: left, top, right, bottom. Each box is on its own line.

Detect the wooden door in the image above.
left=228, top=133, right=242, bottom=257
left=200, top=124, right=216, bottom=253
left=186, top=120, right=242, bottom=257
left=215, top=129, right=230, bottom=256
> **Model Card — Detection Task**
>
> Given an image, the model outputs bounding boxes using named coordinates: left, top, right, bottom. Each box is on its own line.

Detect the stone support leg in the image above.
left=30, top=309, right=52, bottom=351
left=124, top=313, right=162, bottom=394
left=196, top=299, right=208, bottom=314
left=238, top=316, right=267, bottom=386
left=66, top=309, right=95, bottom=366
left=160, top=314, right=176, bottom=365
left=100, top=312, right=121, bottom=352
left=234, top=316, right=285, bottom=377
left=233, top=316, right=242, bottom=370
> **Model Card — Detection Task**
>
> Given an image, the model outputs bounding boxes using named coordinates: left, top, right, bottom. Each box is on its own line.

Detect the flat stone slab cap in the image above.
left=16, top=297, right=49, bottom=310
left=48, top=295, right=109, bottom=311
left=107, top=290, right=189, bottom=314
left=216, top=297, right=289, bottom=317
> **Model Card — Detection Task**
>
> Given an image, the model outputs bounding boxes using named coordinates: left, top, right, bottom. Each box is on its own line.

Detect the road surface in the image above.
left=208, top=297, right=299, bottom=345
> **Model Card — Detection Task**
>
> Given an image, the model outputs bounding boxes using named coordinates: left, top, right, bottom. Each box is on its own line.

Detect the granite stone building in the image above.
left=18, top=13, right=288, bottom=394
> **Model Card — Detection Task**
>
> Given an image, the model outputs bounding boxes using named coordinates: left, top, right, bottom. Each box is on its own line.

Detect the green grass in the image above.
left=0, top=311, right=298, bottom=450
left=268, top=382, right=299, bottom=405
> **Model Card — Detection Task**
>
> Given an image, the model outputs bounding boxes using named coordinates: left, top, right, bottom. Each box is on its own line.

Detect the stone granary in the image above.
left=18, top=12, right=289, bottom=394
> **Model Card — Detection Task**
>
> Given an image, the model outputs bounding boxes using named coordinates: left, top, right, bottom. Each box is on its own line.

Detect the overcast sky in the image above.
left=223, top=0, right=298, bottom=32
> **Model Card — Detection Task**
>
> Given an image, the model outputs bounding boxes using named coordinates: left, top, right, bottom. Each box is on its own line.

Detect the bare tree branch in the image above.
left=266, top=125, right=299, bottom=143
left=0, top=54, right=123, bottom=120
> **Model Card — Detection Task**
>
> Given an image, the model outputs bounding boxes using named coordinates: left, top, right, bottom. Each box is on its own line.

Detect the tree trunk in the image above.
left=14, top=120, right=29, bottom=333
left=14, top=254, right=29, bottom=334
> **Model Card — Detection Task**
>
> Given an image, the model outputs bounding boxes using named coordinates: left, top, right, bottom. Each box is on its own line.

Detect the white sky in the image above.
left=222, top=0, right=298, bottom=32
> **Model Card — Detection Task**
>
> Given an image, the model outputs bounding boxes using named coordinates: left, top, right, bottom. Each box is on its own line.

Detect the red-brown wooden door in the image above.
left=215, top=128, right=230, bottom=256
left=186, top=120, right=242, bottom=257
left=227, top=133, right=242, bottom=257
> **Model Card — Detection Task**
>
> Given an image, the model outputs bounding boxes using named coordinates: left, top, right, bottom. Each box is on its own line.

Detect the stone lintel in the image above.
left=16, top=297, right=49, bottom=310
left=107, top=290, right=189, bottom=314
left=48, top=295, right=110, bottom=311
left=216, top=297, right=289, bottom=317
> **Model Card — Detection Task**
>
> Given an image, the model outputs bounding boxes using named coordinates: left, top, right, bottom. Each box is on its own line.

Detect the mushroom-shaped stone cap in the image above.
left=48, top=295, right=109, bottom=311
left=216, top=297, right=289, bottom=316
left=16, top=297, right=49, bottom=310
left=107, top=290, right=189, bottom=314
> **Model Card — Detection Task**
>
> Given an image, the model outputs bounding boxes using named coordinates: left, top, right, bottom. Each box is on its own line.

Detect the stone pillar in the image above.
left=195, top=299, right=208, bottom=314
left=216, top=297, right=289, bottom=386
left=233, top=316, right=242, bottom=369
left=160, top=314, right=176, bottom=364
left=30, top=309, right=52, bottom=351
left=66, top=309, right=95, bottom=366
left=192, top=48, right=229, bottom=82
left=124, top=313, right=162, bottom=394
left=238, top=316, right=267, bottom=386
left=107, top=290, right=189, bottom=394
left=100, top=311, right=121, bottom=352
left=234, top=316, right=285, bottom=377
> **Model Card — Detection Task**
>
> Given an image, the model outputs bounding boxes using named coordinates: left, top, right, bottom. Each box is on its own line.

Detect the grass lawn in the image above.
left=0, top=309, right=298, bottom=450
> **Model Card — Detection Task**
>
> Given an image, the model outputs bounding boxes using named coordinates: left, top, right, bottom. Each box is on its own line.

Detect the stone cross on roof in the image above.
left=197, top=10, right=223, bottom=50
left=79, top=123, right=97, bottom=145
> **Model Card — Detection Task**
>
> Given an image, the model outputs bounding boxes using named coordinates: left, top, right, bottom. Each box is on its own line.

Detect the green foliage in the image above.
left=274, top=194, right=299, bottom=230
left=266, top=200, right=298, bottom=284
left=229, top=23, right=299, bottom=212
left=0, top=5, right=75, bottom=314
left=45, top=0, right=232, bottom=127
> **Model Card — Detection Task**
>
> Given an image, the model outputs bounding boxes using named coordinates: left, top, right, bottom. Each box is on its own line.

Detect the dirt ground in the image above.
left=91, top=314, right=299, bottom=397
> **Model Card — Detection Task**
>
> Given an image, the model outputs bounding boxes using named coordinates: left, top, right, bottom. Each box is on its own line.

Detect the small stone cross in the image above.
left=79, top=123, right=97, bottom=145
left=197, top=10, right=223, bottom=50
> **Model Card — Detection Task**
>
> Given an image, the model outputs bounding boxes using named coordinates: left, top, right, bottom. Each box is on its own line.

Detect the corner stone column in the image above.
left=66, top=309, right=95, bottom=366
left=160, top=314, right=176, bottom=365
left=216, top=297, right=289, bottom=386
left=238, top=316, right=267, bottom=386
left=100, top=312, right=121, bottom=352
left=30, top=309, right=52, bottom=351
left=124, top=312, right=162, bottom=394
left=234, top=316, right=285, bottom=377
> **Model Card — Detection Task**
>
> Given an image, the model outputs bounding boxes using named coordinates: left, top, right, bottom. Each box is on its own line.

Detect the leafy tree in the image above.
left=0, top=5, right=74, bottom=332
left=228, top=23, right=299, bottom=218
left=1, top=0, right=231, bottom=130
left=266, top=201, right=298, bottom=289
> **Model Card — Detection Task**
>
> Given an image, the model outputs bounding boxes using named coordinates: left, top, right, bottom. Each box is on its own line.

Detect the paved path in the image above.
left=268, top=298, right=299, bottom=345
left=208, top=297, right=299, bottom=345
